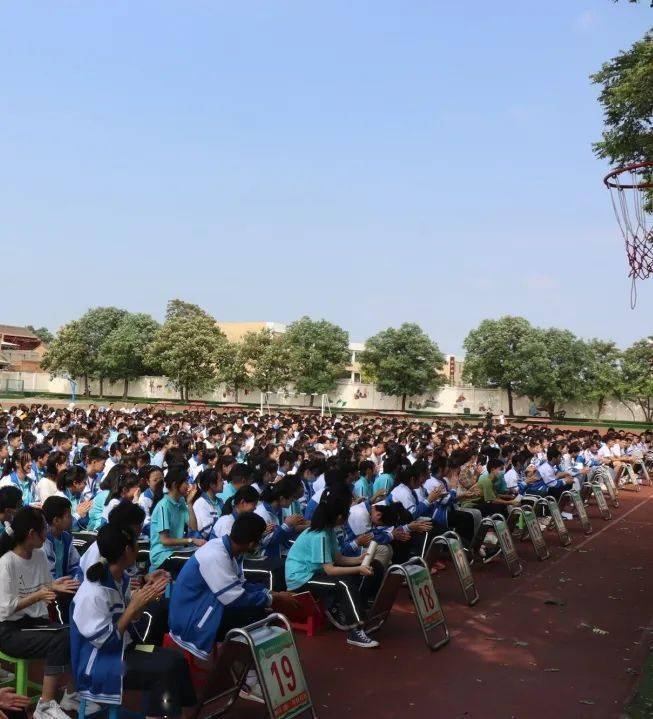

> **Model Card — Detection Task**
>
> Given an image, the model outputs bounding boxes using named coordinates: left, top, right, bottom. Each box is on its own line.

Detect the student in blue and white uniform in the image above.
left=99, top=470, right=140, bottom=526
left=341, top=500, right=403, bottom=568
left=211, top=486, right=259, bottom=539
left=190, top=469, right=223, bottom=540
left=137, top=465, right=164, bottom=536
left=0, top=451, right=37, bottom=506
left=536, top=448, right=574, bottom=500
left=353, top=460, right=375, bottom=500
left=168, top=513, right=298, bottom=702
left=249, top=478, right=306, bottom=590
left=80, top=448, right=108, bottom=503
left=42, top=496, right=82, bottom=623
left=55, top=467, right=91, bottom=531
left=70, top=524, right=195, bottom=718
left=372, top=456, right=400, bottom=497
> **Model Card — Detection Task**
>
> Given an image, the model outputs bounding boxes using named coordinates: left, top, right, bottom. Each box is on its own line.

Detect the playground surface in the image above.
left=231, top=486, right=653, bottom=719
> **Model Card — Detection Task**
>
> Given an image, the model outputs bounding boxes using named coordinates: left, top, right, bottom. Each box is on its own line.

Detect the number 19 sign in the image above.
left=256, top=630, right=312, bottom=719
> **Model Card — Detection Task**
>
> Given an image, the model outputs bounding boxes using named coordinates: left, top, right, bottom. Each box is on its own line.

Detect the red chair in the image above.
left=162, top=633, right=216, bottom=690
left=288, top=592, right=327, bottom=637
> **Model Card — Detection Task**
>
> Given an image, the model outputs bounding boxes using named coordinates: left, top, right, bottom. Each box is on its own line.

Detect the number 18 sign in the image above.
left=256, top=630, right=312, bottom=719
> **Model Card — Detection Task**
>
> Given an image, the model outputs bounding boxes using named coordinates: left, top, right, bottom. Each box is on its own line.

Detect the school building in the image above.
left=0, top=325, right=46, bottom=372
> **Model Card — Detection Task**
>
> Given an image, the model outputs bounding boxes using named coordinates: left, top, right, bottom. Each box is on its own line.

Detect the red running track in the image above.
left=227, top=486, right=653, bottom=719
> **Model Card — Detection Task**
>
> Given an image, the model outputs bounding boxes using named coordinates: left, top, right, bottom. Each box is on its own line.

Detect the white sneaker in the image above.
left=0, top=666, right=15, bottom=683
left=34, top=699, right=73, bottom=719
left=239, top=680, right=264, bottom=704
left=60, top=690, right=101, bottom=715
left=561, top=511, right=573, bottom=520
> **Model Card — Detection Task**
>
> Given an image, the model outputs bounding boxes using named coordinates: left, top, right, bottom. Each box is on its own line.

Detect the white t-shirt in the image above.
left=36, top=478, right=58, bottom=503
left=503, top=468, right=519, bottom=491
left=0, top=549, right=51, bottom=621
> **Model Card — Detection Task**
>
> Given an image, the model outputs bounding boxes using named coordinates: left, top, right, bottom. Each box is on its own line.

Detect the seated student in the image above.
left=352, top=460, right=386, bottom=503
left=0, top=507, right=87, bottom=719
left=100, top=469, right=140, bottom=526
left=86, top=464, right=128, bottom=532
left=0, top=486, right=22, bottom=535
left=168, top=513, right=298, bottom=702
left=70, top=524, right=195, bottom=719
left=212, top=486, right=259, bottom=538
left=217, top=460, right=248, bottom=504
left=31, top=444, right=50, bottom=485
left=42, top=496, right=82, bottom=623
left=426, top=453, right=478, bottom=545
left=341, top=500, right=405, bottom=568
left=102, top=441, right=122, bottom=477
left=285, top=489, right=383, bottom=649
left=372, top=456, right=400, bottom=498
left=55, top=467, right=93, bottom=531
left=149, top=467, right=204, bottom=578
left=463, top=458, right=519, bottom=517
left=137, top=465, right=164, bottom=536
left=250, top=460, right=277, bottom=494
left=0, top=451, right=38, bottom=506
left=80, top=447, right=108, bottom=502
left=38, top=452, right=68, bottom=505
left=536, top=448, right=574, bottom=500
left=190, top=468, right=224, bottom=540
left=249, top=478, right=306, bottom=590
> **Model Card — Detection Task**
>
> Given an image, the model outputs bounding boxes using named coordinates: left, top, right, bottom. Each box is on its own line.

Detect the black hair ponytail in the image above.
left=0, top=507, right=46, bottom=557
left=223, top=485, right=259, bottom=514
left=86, top=524, right=136, bottom=582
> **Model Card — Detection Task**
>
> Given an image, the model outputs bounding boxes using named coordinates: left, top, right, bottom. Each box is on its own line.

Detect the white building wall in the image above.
left=0, top=371, right=647, bottom=422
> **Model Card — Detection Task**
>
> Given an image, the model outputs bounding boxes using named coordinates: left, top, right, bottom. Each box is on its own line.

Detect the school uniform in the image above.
left=353, top=476, right=373, bottom=500
left=193, top=493, right=223, bottom=540
left=55, top=489, right=89, bottom=531
left=372, top=473, right=394, bottom=495
left=138, top=488, right=155, bottom=536
left=285, top=527, right=382, bottom=627
left=303, top=487, right=325, bottom=521
left=537, top=462, right=567, bottom=499
left=211, top=510, right=237, bottom=539
left=70, top=570, right=195, bottom=715
left=87, top=490, right=110, bottom=532
left=168, top=536, right=272, bottom=660
left=0, top=472, right=37, bottom=505
left=149, top=494, right=191, bottom=576
left=82, top=473, right=102, bottom=503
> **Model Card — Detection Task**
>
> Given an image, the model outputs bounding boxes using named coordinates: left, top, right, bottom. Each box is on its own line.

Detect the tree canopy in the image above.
left=360, top=323, right=445, bottom=411
left=620, top=338, right=653, bottom=422
left=145, top=310, right=227, bottom=400
left=283, top=317, right=350, bottom=405
left=462, top=316, right=534, bottom=416
left=241, top=329, right=292, bottom=396
left=41, top=321, right=93, bottom=390
left=97, top=313, right=160, bottom=398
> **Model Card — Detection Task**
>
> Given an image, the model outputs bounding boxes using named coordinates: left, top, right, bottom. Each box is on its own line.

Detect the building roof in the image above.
left=0, top=325, right=39, bottom=339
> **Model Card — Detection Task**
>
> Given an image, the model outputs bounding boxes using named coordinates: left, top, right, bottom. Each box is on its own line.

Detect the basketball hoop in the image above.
left=604, top=161, right=653, bottom=307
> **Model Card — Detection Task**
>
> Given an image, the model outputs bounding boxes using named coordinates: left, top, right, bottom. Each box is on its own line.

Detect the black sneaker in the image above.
left=324, top=604, right=351, bottom=630
left=346, top=628, right=380, bottom=648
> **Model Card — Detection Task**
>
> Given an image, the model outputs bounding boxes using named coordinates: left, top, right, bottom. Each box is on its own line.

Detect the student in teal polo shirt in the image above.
left=285, top=487, right=381, bottom=649
left=372, top=456, right=400, bottom=497
left=150, top=466, right=204, bottom=577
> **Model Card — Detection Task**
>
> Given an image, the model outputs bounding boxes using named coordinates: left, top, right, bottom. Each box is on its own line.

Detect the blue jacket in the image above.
left=168, top=535, right=272, bottom=660
left=70, top=570, right=131, bottom=705
left=44, top=530, right=83, bottom=581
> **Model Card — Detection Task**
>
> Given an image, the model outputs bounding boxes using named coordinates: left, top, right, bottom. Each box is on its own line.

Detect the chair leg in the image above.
left=15, top=660, right=27, bottom=696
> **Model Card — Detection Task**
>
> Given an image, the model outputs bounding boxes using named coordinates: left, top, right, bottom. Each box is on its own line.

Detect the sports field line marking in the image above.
left=456, top=492, right=653, bottom=628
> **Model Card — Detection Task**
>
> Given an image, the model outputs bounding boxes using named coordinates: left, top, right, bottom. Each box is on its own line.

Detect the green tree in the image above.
left=360, top=323, right=446, bottom=412
left=165, top=299, right=207, bottom=321
left=145, top=311, right=227, bottom=401
left=282, top=317, right=350, bottom=406
left=41, top=321, right=94, bottom=393
left=591, top=32, right=653, bottom=170
left=516, top=328, right=591, bottom=417
left=78, top=307, right=129, bottom=396
left=26, top=326, right=54, bottom=345
left=620, top=337, right=653, bottom=422
left=584, top=339, right=623, bottom=418
left=218, top=342, right=251, bottom=403
left=241, top=329, right=292, bottom=397
left=462, top=316, right=534, bottom=417
left=97, top=313, right=160, bottom=398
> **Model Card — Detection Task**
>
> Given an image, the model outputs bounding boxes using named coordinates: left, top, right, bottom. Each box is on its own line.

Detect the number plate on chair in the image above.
left=256, top=631, right=311, bottom=719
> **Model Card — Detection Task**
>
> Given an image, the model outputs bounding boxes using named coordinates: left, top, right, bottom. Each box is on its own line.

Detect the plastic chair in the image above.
left=288, top=593, right=327, bottom=637
left=162, top=634, right=215, bottom=690
left=0, top=651, right=42, bottom=705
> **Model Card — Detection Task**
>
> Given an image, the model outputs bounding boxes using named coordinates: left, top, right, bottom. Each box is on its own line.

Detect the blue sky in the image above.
left=1, top=1, right=651, bottom=353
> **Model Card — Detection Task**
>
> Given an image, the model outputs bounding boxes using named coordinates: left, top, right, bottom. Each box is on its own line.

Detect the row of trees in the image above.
left=40, top=300, right=446, bottom=408
left=462, top=316, right=653, bottom=421
left=39, top=303, right=651, bottom=419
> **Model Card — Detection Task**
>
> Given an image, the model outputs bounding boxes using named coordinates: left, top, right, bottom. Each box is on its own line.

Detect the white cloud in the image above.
left=523, top=274, right=558, bottom=290
left=575, top=9, right=597, bottom=32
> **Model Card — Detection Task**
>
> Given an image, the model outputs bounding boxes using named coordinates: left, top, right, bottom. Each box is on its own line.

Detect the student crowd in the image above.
left=0, top=402, right=650, bottom=719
